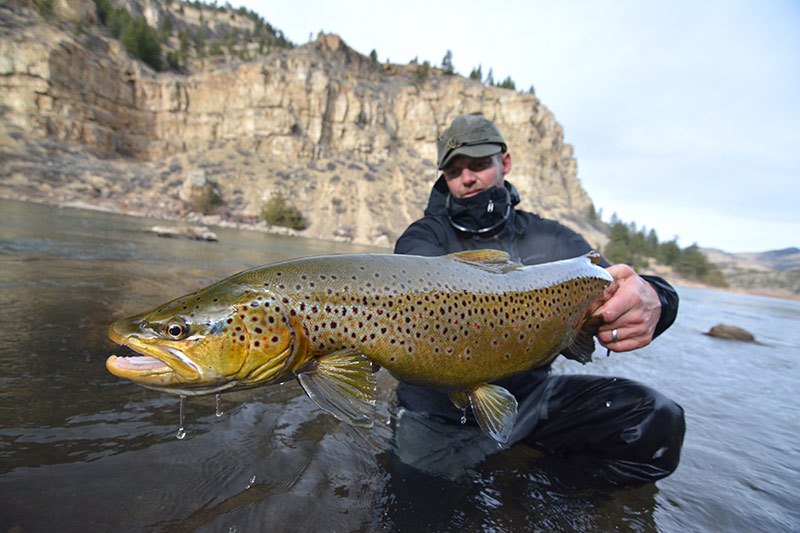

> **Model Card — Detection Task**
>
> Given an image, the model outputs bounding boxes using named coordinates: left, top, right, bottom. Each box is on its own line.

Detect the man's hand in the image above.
left=595, top=264, right=661, bottom=353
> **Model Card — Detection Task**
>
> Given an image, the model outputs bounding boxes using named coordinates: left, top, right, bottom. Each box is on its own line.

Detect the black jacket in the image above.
left=395, top=177, right=679, bottom=342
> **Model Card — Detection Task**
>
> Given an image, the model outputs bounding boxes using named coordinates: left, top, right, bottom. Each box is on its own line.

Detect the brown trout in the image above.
left=107, top=250, right=613, bottom=444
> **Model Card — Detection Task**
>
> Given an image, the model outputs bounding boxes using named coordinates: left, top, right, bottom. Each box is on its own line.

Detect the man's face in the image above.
left=443, top=152, right=511, bottom=199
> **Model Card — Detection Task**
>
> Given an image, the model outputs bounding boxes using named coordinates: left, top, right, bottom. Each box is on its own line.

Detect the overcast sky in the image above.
left=235, top=0, right=799, bottom=253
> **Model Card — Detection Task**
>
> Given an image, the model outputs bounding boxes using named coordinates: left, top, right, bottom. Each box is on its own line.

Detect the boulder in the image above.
left=705, top=324, right=755, bottom=342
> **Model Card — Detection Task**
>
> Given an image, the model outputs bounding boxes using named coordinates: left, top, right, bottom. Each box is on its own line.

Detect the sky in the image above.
left=234, top=0, right=799, bottom=253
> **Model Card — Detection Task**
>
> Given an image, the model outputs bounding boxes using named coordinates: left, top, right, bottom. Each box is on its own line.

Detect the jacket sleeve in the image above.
left=394, top=218, right=449, bottom=257
left=640, top=275, right=679, bottom=339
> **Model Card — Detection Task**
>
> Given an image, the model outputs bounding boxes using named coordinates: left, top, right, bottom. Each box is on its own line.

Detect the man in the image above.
left=393, top=114, right=685, bottom=486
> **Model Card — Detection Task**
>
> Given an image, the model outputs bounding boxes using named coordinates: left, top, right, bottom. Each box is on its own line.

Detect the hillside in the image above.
left=0, top=0, right=606, bottom=249
left=700, top=248, right=800, bottom=299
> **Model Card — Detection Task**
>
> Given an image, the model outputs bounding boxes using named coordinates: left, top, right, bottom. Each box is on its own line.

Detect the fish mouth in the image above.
left=107, top=323, right=201, bottom=386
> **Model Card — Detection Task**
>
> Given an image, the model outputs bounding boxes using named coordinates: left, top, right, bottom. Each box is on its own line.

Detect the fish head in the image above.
left=107, top=280, right=298, bottom=395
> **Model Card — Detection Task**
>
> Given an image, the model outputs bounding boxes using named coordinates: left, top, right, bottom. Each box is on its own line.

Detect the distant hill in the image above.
left=701, top=247, right=800, bottom=299
left=738, top=247, right=800, bottom=271
left=701, top=247, right=800, bottom=271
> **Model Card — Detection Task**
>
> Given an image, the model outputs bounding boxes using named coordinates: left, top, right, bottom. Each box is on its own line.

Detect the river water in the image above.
left=1, top=198, right=798, bottom=532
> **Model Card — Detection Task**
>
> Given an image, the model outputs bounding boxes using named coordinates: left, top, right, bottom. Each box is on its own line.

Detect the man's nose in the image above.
left=460, top=168, right=477, bottom=184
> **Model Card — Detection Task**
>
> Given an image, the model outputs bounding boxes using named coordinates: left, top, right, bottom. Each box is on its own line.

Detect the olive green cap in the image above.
left=437, top=114, right=507, bottom=170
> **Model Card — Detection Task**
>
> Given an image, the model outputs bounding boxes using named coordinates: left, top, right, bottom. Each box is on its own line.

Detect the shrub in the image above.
left=413, top=61, right=431, bottom=87
left=190, top=184, right=222, bottom=215
left=260, top=193, right=307, bottom=230
left=497, top=76, right=516, bottom=90
left=93, top=0, right=163, bottom=71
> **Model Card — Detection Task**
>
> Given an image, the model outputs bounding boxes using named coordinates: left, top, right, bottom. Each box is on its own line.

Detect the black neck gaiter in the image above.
left=446, top=186, right=512, bottom=235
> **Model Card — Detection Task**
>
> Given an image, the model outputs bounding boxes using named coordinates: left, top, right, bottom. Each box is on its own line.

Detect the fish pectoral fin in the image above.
left=296, top=349, right=377, bottom=428
left=469, top=384, right=518, bottom=447
left=447, top=250, right=519, bottom=273
left=560, top=315, right=602, bottom=364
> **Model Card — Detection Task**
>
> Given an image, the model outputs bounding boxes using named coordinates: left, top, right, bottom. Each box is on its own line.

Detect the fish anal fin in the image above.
left=469, top=384, right=518, bottom=447
left=560, top=315, right=603, bottom=364
left=449, top=391, right=470, bottom=410
left=296, top=349, right=377, bottom=428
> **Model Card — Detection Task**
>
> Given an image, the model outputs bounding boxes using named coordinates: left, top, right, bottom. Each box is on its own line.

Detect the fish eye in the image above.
left=163, top=319, right=189, bottom=340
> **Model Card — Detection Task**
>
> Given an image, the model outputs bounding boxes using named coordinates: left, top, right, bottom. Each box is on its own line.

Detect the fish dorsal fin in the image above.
left=586, top=250, right=603, bottom=265
left=447, top=249, right=518, bottom=273
left=559, top=314, right=603, bottom=364
left=296, top=349, right=377, bottom=428
left=469, top=384, right=518, bottom=447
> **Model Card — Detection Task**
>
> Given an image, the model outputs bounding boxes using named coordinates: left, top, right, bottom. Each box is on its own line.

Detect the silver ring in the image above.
left=611, top=329, right=618, bottom=343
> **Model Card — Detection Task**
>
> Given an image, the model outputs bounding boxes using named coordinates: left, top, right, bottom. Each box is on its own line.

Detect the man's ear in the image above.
left=501, top=152, right=512, bottom=176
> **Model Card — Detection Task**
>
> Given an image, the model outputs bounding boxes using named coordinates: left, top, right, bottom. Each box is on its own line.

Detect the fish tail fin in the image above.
left=560, top=315, right=603, bottom=364
left=469, top=384, right=518, bottom=447
left=296, top=349, right=377, bottom=428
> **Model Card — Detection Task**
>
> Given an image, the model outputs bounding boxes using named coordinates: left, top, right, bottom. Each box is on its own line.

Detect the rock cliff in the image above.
left=0, top=0, right=606, bottom=249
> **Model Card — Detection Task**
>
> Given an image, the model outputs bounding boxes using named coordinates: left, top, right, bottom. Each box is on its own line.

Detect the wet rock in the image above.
left=705, top=324, right=755, bottom=342
left=150, top=225, right=218, bottom=242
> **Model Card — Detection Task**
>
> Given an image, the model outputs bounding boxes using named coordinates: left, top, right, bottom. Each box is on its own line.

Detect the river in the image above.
left=1, top=198, right=798, bottom=532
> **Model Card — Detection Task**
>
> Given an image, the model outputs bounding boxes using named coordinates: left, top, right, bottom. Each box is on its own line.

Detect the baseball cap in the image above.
left=437, top=114, right=507, bottom=170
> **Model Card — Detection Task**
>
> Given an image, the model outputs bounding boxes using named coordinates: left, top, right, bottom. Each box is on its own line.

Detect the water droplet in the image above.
left=245, top=475, right=256, bottom=489
left=176, top=395, right=187, bottom=440
left=460, top=409, right=467, bottom=425
left=605, top=400, right=612, bottom=408
left=215, top=394, right=224, bottom=417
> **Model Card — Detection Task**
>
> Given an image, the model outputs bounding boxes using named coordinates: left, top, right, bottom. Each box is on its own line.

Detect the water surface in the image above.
left=1, top=199, right=798, bottom=531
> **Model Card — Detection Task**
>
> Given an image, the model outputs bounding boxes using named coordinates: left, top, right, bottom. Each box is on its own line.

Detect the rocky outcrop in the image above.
left=0, top=1, right=605, bottom=249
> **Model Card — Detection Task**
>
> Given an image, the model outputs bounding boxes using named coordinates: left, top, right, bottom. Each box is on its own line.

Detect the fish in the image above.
left=107, top=250, right=613, bottom=445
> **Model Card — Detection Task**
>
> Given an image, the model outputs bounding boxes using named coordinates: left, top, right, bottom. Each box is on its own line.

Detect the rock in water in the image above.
left=150, top=225, right=218, bottom=241
left=705, top=324, right=755, bottom=342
